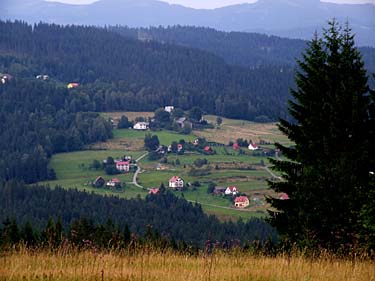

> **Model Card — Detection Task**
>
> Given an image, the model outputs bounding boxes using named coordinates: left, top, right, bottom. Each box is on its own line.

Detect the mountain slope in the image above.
left=0, top=21, right=294, bottom=121
left=1, top=0, right=374, bottom=46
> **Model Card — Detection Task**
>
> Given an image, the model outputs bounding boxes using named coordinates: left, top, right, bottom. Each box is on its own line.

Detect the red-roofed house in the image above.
left=169, top=176, right=184, bottom=189
left=225, top=186, right=239, bottom=196
left=67, top=82, right=79, bottom=89
left=106, top=178, right=121, bottom=188
left=232, top=143, right=240, bottom=150
left=148, top=188, right=160, bottom=195
left=279, top=193, right=289, bottom=200
left=116, top=161, right=130, bottom=172
left=204, top=146, right=211, bottom=152
left=234, top=196, right=250, bottom=208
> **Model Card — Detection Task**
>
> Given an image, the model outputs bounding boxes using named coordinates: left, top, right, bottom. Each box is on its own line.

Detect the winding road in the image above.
left=131, top=152, right=149, bottom=189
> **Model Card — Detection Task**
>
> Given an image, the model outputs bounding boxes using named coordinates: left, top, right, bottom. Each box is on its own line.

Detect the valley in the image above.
left=39, top=112, right=287, bottom=221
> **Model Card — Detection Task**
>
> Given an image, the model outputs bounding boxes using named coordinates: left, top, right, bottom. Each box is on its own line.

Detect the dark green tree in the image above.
left=117, top=115, right=132, bottom=129
left=267, top=21, right=374, bottom=252
left=188, top=107, right=203, bottom=122
left=154, top=108, right=171, bottom=124
left=144, top=134, right=160, bottom=151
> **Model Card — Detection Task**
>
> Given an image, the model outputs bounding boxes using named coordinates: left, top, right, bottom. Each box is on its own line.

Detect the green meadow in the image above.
left=38, top=114, right=285, bottom=221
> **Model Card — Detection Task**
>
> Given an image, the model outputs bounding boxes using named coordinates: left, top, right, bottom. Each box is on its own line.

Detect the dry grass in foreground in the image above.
left=1, top=248, right=374, bottom=281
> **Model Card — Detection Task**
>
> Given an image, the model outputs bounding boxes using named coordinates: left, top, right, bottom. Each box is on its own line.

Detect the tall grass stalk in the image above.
left=0, top=246, right=374, bottom=281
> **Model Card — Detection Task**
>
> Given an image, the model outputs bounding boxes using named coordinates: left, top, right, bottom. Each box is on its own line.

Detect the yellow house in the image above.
left=67, top=83, right=79, bottom=89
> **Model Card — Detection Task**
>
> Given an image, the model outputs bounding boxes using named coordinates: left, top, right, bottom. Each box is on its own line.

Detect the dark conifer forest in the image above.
left=0, top=181, right=277, bottom=247
left=0, top=20, right=295, bottom=122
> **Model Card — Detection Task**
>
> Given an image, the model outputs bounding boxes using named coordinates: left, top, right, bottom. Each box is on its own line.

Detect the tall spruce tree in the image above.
left=267, top=21, right=374, bottom=252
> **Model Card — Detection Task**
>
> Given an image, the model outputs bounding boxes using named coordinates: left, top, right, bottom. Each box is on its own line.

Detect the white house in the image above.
left=169, top=176, right=184, bottom=189
left=225, top=186, right=239, bottom=196
left=164, top=106, right=174, bottom=113
left=106, top=178, right=121, bottom=188
left=36, top=74, right=49, bottom=81
left=133, top=122, right=149, bottom=130
left=115, top=161, right=130, bottom=172
left=248, top=143, right=259, bottom=150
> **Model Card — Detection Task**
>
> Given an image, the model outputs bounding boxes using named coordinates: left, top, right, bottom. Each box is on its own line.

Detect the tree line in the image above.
left=0, top=181, right=277, bottom=248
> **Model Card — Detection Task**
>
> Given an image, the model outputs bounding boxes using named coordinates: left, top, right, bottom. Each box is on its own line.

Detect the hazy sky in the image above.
left=45, top=0, right=375, bottom=9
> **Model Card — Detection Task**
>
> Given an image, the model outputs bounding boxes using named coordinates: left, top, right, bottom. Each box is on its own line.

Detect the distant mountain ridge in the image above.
left=110, top=26, right=375, bottom=72
left=1, top=0, right=374, bottom=46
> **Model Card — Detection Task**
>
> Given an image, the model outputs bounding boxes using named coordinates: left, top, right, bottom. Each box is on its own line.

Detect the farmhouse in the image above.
left=169, top=176, right=184, bottom=189
left=248, top=143, right=259, bottom=150
left=177, top=143, right=183, bottom=152
left=1, top=74, right=12, bottom=84
left=106, top=178, right=121, bottom=188
left=133, top=122, right=149, bottom=130
left=115, top=161, right=130, bottom=172
left=93, top=176, right=105, bottom=188
left=67, top=82, right=79, bottom=89
left=204, top=146, right=212, bottom=152
left=176, top=117, right=186, bottom=128
left=213, top=187, right=226, bottom=195
left=279, top=193, right=289, bottom=200
left=164, top=106, right=174, bottom=113
left=36, top=74, right=49, bottom=81
left=225, top=186, right=239, bottom=196
left=232, top=143, right=240, bottom=150
left=148, top=188, right=160, bottom=195
left=234, top=196, right=250, bottom=208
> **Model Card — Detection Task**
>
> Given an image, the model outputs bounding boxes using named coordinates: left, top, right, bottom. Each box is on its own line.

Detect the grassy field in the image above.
left=2, top=249, right=374, bottom=281
left=40, top=150, right=149, bottom=199
left=195, top=115, right=293, bottom=146
left=113, top=129, right=196, bottom=145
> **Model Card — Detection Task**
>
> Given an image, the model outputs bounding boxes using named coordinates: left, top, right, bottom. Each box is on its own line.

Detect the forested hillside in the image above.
left=111, top=26, right=375, bottom=72
left=0, top=181, right=277, bottom=246
left=0, top=21, right=294, bottom=122
left=0, top=78, right=112, bottom=183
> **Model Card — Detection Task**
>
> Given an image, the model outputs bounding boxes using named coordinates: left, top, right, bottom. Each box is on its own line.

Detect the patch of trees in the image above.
left=0, top=181, right=277, bottom=247
left=117, top=115, right=133, bottom=129
left=0, top=78, right=112, bottom=183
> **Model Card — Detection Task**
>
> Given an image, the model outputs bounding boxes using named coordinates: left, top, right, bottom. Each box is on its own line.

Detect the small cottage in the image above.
left=93, top=176, right=105, bottom=188
left=133, top=122, right=149, bottom=130
left=279, top=193, right=290, bottom=200
left=1, top=74, right=12, bottom=84
left=164, top=106, right=174, bottom=113
left=234, top=196, right=250, bottom=208
left=36, top=75, right=49, bottom=81
left=204, top=146, right=212, bottom=152
left=67, top=82, right=79, bottom=89
left=115, top=161, right=130, bottom=172
left=169, top=176, right=184, bottom=190
left=213, top=187, right=226, bottom=195
left=225, top=186, right=239, bottom=196
left=106, top=178, right=121, bottom=188
left=232, top=143, right=240, bottom=150
left=148, top=188, right=160, bottom=195
left=248, top=143, right=259, bottom=150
